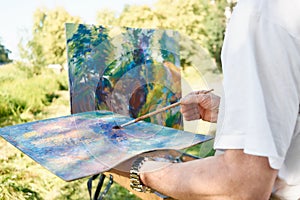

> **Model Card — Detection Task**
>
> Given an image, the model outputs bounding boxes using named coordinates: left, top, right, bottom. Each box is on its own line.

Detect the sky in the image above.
left=0, top=0, right=154, bottom=59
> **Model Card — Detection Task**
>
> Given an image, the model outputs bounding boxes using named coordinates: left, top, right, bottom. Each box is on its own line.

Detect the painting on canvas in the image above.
left=66, top=23, right=182, bottom=129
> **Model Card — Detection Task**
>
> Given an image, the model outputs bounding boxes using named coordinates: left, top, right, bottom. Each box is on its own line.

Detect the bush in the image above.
left=0, top=63, right=67, bottom=127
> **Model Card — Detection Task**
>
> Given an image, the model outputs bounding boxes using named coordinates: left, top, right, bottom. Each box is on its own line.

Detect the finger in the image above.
left=179, top=92, right=196, bottom=103
left=181, top=93, right=207, bottom=105
left=199, top=94, right=220, bottom=110
left=181, top=106, right=201, bottom=121
left=180, top=103, right=198, bottom=113
left=182, top=111, right=201, bottom=121
left=181, top=109, right=197, bottom=117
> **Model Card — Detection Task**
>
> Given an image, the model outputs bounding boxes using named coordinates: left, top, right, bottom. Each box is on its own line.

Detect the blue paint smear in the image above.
left=0, top=111, right=212, bottom=181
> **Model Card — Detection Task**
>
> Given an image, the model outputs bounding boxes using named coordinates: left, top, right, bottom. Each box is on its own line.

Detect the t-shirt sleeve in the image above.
left=214, top=4, right=300, bottom=169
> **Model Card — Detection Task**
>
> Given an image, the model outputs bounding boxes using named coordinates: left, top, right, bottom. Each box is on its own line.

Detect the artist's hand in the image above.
left=180, top=90, right=220, bottom=123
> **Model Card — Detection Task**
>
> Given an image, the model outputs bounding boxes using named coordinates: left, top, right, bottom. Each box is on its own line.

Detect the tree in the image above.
left=0, top=40, right=12, bottom=64
left=20, top=7, right=81, bottom=69
left=96, top=0, right=227, bottom=72
left=96, top=9, right=118, bottom=26
left=154, top=0, right=227, bottom=72
left=118, top=5, right=163, bottom=28
left=203, top=0, right=227, bottom=72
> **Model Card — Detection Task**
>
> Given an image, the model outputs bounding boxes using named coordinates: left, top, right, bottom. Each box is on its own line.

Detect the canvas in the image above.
left=0, top=111, right=212, bottom=181
left=66, top=23, right=182, bottom=129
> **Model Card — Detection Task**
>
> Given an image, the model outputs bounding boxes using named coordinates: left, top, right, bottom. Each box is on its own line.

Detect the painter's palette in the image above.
left=0, top=111, right=212, bottom=181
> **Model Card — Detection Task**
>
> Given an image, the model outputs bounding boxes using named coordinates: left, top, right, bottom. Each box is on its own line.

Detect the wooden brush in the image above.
left=112, top=89, right=214, bottom=129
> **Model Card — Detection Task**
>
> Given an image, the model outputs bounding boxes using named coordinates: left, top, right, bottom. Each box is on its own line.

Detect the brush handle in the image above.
left=136, top=101, right=181, bottom=121
left=120, top=89, right=214, bottom=128
left=119, top=101, right=180, bottom=128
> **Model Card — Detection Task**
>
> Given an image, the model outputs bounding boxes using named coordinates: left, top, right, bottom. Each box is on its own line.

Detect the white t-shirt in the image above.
left=214, top=0, right=300, bottom=198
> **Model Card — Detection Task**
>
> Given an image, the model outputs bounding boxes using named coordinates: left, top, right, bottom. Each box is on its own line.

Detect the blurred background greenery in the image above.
left=0, top=0, right=236, bottom=199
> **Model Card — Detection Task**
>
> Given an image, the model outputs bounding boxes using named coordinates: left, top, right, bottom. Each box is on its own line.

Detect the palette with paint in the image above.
left=0, top=111, right=212, bottom=181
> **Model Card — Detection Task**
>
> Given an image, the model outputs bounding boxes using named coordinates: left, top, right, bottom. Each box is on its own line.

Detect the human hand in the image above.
left=180, top=90, right=220, bottom=123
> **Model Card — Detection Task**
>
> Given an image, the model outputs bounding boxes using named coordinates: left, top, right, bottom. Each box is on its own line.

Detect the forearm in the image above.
left=140, top=150, right=278, bottom=200
left=140, top=155, right=231, bottom=200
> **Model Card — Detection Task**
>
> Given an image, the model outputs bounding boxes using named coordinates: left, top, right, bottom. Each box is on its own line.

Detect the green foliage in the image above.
left=0, top=39, right=12, bottom=64
left=96, top=9, right=118, bottom=26
left=203, top=0, right=227, bottom=72
left=17, top=0, right=226, bottom=75
left=19, top=8, right=81, bottom=69
left=96, top=0, right=227, bottom=72
left=0, top=63, right=68, bottom=127
left=157, top=0, right=227, bottom=72
left=118, top=5, right=163, bottom=28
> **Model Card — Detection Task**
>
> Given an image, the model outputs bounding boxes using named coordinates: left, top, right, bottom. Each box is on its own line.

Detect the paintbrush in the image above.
left=112, top=89, right=214, bottom=129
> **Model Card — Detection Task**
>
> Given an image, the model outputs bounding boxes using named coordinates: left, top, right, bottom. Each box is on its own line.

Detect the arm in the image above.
left=140, top=150, right=278, bottom=200
left=138, top=91, right=277, bottom=199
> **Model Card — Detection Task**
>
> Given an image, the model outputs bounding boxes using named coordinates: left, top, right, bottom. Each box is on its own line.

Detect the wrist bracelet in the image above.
left=130, top=157, right=154, bottom=193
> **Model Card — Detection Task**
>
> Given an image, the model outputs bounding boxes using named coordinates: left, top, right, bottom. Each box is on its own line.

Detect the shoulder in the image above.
left=236, top=0, right=300, bottom=40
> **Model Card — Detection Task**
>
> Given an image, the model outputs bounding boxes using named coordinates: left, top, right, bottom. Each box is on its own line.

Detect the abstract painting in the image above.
left=66, top=23, right=182, bottom=129
left=0, top=111, right=212, bottom=181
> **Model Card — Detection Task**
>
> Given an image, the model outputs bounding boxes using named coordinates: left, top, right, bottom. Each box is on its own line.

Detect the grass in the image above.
left=0, top=63, right=216, bottom=200
left=0, top=63, right=68, bottom=126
